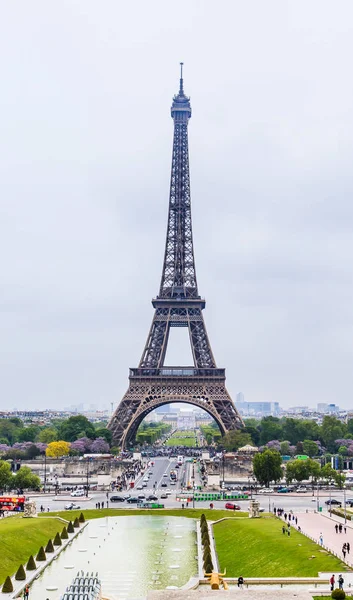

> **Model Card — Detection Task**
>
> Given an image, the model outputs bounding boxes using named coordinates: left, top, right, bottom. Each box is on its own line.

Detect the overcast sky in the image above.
left=1, top=1, right=353, bottom=412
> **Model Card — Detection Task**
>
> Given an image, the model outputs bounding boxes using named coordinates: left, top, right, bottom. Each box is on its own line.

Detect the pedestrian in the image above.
left=344, top=526, right=347, bottom=534
left=295, top=517, right=298, bottom=525
left=338, top=574, right=344, bottom=590
left=319, top=534, right=323, bottom=546
left=343, top=548, right=346, bottom=560
left=102, top=501, right=104, bottom=509
left=274, top=507, right=277, bottom=515
left=347, top=542, right=350, bottom=554
left=284, top=512, right=287, bottom=520
left=23, top=584, right=29, bottom=599
left=288, top=514, right=291, bottom=521
left=287, top=528, right=290, bottom=536
left=237, top=576, right=244, bottom=589
left=339, top=523, right=343, bottom=533
left=47, top=507, right=50, bottom=512
left=330, top=574, right=335, bottom=591
left=282, top=525, right=286, bottom=534
left=335, top=524, right=338, bottom=534
left=98, top=502, right=100, bottom=509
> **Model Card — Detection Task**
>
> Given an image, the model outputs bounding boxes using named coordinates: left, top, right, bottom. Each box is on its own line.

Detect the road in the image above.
left=31, top=457, right=352, bottom=515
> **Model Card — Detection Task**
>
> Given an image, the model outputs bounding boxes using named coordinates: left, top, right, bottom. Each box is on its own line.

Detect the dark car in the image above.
left=160, top=493, right=168, bottom=499
left=225, top=502, right=241, bottom=510
left=325, top=499, right=342, bottom=506
left=127, top=497, right=139, bottom=504
left=147, top=495, right=158, bottom=501
left=110, top=496, right=125, bottom=502
left=161, top=482, right=167, bottom=487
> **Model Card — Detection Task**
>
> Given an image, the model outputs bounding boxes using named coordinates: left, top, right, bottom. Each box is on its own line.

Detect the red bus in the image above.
left=0, top=496, right=25, bottom=512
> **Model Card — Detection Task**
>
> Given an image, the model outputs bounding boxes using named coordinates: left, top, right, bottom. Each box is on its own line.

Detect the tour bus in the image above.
left=0, top=495, right=25, bottom=512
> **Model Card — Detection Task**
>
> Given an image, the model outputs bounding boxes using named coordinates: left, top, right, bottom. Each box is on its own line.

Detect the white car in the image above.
left=65, top=502, right=80, bottom=510
left=70, top=490, right=85, bottom=497
left=163, top=473, right=168, bottom=477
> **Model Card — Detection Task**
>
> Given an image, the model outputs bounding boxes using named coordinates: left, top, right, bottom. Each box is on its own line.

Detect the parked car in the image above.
left=70, top=490, right=85, bottom=497
left=325, top=499, right=342, bottom=506
left=296, top=486, right=307, bottom=493
left=127, top=497, right=139, bottom=504
left=225, top=502, right=241, bottom=510
left=147, top=495, right=158, bottom=501
left=65, top=502, right=80, bottom=510
left=110, top=496, right=125, bottom=502
left=277, top=488, right=289, bottom=493
left=122, top=494, right=131, bottom=501
left=346, top=498, right=353, bottom=506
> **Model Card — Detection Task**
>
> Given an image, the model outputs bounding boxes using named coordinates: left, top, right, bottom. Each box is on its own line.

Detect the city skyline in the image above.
left=2, top=2, right=353, bottom=410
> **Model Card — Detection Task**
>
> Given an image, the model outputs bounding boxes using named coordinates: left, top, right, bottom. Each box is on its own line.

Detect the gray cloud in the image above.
left=1, top=0, right=353, bottom=411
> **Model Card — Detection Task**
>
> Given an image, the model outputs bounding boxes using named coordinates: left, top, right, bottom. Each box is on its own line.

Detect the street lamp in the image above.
left=344, top=485, right=347, bottom=524
left=316, top=480, right=320, bottom=512
left=86, top=457, right=90, bottom=498
left=43, top=452, right=47, bottom=494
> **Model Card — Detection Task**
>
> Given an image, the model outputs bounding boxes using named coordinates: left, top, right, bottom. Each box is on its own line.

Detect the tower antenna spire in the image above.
left=179, top=61, right=184, bottom=94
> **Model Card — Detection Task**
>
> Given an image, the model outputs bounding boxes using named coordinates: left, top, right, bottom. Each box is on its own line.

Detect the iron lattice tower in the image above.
left=108, top=65, right=243, bottom=448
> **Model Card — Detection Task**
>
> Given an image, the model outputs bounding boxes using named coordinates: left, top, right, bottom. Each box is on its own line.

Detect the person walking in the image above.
left=347, top=542, right=350, bottom=554
left=282, top=525, right=286, bottom=534
left=342, top=547, right=346, bottom=561
left=237, top=576, right=244, bottom=589
left=335, top=524, right=339, bottom=534
left=102, top=501, right=104, bottom=509
left=330, top=574, right=335, bottom=591
left=23, top=584, right=29, bottom=599
left=344, top=526, right=347, bottom=534
left=338, top=574, right=344, bottom=590
left=339, top=523, right=343, bottom=533
left=319, top=533, right=323, bottom=546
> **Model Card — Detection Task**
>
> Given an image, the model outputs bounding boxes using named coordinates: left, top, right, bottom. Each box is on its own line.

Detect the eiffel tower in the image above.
left=108, top=65, right=243, bottom=448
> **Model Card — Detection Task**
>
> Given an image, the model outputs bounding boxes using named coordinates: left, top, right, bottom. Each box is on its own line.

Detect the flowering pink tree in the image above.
left=90, top=437, right=110, bottom=453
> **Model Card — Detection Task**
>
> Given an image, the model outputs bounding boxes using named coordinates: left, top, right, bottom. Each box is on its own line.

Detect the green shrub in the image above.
left=45, top=539, right=54, bottom=553
left=61, top=527, right=68, bottom=540
left=15, top=564, right=26, bottom=581
left=202, top=533, right=210, bottom=545
left=26, top=555, right=36, bottom=571
left=79, top=512, right=85, bottom=523
left=1, top=576, right=13, bottom=593
left=332, top=589, right=346, bottom=600
left=53, top=532, right=62, bottom=546
left=203, top=557, right=213, bottom=573
left=36, top=546, right=46, bottom=561
left=67, top=521, right=74, bottom=533
left=73, top=517, right=80, bottom=528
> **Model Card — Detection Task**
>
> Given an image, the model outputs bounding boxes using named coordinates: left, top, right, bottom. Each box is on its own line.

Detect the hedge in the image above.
left=26, top=555, right=36, bottom=571
left=15, top=564, right=26, bottom=581
left=2, top=576, right=13, bottom=593
left=36, top=546, right=46, bottom=561
left=45, top=539, right=54, bottom=553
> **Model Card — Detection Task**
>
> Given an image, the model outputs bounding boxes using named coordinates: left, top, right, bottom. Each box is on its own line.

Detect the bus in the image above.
left=0, top=496, right=25, bottom=512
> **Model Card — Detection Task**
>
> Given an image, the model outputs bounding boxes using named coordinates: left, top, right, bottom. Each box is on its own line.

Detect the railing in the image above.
left=129, top=368, right=225, bottom=378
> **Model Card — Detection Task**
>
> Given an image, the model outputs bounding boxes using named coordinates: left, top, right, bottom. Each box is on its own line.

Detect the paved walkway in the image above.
left=280, top=510, right=353, bottom=578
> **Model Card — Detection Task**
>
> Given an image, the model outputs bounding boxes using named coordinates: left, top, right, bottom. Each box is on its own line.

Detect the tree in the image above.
left=37, top=428, right=58, bottom=443
left=321, top=463, right=336, bottom=483
left=222, top=430, right=252, bottom=451
left=259, top=417, right=282, bottom=445
left=14, top=467, right=41, bottom=490
left=17, top=425, right=40, bottom=442
left=46, top=441, right=70, bottom=458
left=58, top=416, right=95, bottom=442
left=285, top=459, right=309, bottom=483
left=321, top=416, right=346, bottom=452
left=302, top=440, right=319, bottom=458
left=338, top=446, right=348, bottom=456
left=94, top=428, right=112, bottom=444
left=0, top=460, right=13, bottom=490
left=252, top=449, right=283, bottom=487
left=90, top=437, right=110, bottom=453
left=280, top=441, right=290, bottom=456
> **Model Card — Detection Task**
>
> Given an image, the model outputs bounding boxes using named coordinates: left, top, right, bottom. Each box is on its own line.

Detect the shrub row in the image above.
left=1, top=514, right=85, bottom=593
left=200, top=514, right=213, bottom=574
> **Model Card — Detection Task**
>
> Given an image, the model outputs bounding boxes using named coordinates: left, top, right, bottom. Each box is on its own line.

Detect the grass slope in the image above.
left=214, top=518, right=347, bottom=577
left=39, top=508, right=248, bottom=521
left=0, top=517, right=66, bottom=584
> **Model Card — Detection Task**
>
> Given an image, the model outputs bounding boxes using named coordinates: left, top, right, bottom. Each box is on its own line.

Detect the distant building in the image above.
left=235, top=400, right=280, bottom=417
left=236, top=392, right=245, bottom=404
left=317, top=403, right=339, bottom=414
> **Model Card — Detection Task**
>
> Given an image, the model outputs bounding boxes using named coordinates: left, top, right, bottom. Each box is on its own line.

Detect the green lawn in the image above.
left=39, top=507, right=248, bottom=521
left=214, top=518, right=347, bottom=577
left=0, top=516, right=67, bottom=584
left=165, top=430, right=198, bottom=447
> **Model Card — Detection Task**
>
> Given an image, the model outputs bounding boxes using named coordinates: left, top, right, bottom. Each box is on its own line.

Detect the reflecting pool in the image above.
left=28, top=516, right=197, bottom=600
